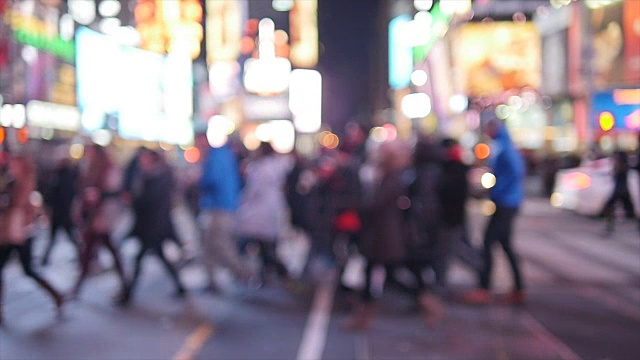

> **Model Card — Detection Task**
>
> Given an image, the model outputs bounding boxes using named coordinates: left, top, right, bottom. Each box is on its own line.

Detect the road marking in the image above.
left=354, top=333, right=370, bottom=360
left=172, top=323, right=215, bottom=360
left=521, top=313, right=582, bottom=360
left=578, top=287, right=640, bottom=322
left=296, top=273, right=337, bottom=360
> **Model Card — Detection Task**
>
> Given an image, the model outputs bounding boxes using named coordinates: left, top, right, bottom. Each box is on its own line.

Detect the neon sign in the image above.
left=289, top=0, right=318, bottom=68
left=7, top=11, right=75, bottom=62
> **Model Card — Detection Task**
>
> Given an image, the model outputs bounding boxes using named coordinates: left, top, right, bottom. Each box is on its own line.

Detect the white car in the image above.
left=551, top=158, right=640, bottom=217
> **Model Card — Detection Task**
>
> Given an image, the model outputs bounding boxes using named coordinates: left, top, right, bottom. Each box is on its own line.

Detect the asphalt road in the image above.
left=1, top=196, right=639, bottom=360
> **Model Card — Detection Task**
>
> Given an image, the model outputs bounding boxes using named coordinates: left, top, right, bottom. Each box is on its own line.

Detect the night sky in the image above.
left=317, top=0, right=381, bottom=133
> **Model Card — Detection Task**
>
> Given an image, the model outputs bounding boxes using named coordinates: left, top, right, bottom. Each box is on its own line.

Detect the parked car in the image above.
left=551, top=157, right=640, bottom=217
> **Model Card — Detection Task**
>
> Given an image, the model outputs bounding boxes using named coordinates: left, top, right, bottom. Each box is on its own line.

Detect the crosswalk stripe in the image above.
left=296, top=272, right=337, bottom=360
left=533, top=230, right=640, bottom=277
left=521, top=312, right=582, bottom=360
left=517, top=238, right=633, bottom=284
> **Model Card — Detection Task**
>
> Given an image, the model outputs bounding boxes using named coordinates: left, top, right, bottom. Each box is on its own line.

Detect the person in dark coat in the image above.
left=437, top=139, right=474, bottom=284
left=345, top=140, right=411, bottom=330
left=120, top=147, right=185, bottom=252
left=118, top=149, right=186, bottom=305
left=405, top=136, right=444, bottom=288
left=601, top=150, right=636, bottom=235
left=41, top=154, right=81, bottom=266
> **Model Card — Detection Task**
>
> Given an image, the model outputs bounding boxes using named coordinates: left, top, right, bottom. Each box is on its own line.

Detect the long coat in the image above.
left=358, top=170, right=407, bottom=264
left=132, top=165, right=174, bottom=247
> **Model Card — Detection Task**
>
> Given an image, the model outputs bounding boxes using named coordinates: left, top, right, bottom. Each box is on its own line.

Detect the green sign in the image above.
left=413, top=3, right=452, bottom=63
left=14, top=28, right=75, bottom=62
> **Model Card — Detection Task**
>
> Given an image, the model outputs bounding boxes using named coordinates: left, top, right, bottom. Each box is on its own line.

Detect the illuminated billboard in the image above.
left=451, top=22, right=541, bottom=98
left=1, top=0, right=75, bottom=107
left=76, top=27, right=193, bottom=144
left=592, top=89, right=640, bottom=132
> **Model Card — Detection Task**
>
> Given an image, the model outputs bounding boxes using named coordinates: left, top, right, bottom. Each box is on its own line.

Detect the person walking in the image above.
left=118, top=149, right=186, bottom=305
left=41, top=149, right=81, bottom=266
left=0, top=152, right=64, bottom=324
left=234, top=142, right=293, bottom=285
left=196, top=134, right=254, bottom=292
left=464, top=108, right=526, bottom=305
left=438, top=138, right=481, bottom=278
left=600, top=150, right=636, bottom=235
left=70, top=145, right=127, bottom=302
left=119, top=147, right=186, bottom=257
left=344, top=140, right=413, bottom=330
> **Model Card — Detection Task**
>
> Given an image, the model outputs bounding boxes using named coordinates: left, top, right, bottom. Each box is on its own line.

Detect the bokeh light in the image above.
left=474, top=143, right=491, bottom=160
left=550, top=192, right=564, bottom=208
left=481, top=172, right=496, bottom=189
left=481, top=200, right=496, bottom=216
left=410, top=70, right=428, bottom=87
left=69, top=143, right=85, bottom=160
left=183, top=146, right=200, bottom=164
left=243, top=132, right=261, bottom=151
left=319, top=131, right=340, bottom=149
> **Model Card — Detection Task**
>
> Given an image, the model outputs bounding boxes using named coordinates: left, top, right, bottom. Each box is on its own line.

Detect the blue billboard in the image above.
left=591, top=89, right=640, bottom=131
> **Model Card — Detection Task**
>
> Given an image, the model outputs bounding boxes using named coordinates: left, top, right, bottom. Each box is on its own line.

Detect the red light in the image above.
left=17, top=127, right=28, bottom=144
left=474, top=143, right=491, bottom=160
left=184, top=147, right=200, bottom=163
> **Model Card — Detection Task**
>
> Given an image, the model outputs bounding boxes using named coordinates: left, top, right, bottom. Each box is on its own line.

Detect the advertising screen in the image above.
left=451, top=22, right=541, bottom=98
left=76, top=27, right=193, bottom=144
left=592, top=89, right=640, bottom=132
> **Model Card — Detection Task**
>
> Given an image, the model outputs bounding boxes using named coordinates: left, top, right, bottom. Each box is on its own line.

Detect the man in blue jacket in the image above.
left=196, top=134, right=253, bottom=292
left=465, top=108, right=526, bottom=305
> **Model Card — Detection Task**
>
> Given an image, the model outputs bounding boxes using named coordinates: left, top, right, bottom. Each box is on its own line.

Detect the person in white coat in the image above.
left=234, top=142, right=293, bottom=284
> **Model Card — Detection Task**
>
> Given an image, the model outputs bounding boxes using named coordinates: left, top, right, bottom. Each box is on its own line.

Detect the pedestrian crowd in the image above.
left=0, top=105, right=636, bottom=330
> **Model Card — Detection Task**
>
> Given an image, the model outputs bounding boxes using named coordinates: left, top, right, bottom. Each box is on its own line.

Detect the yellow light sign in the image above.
left=289, top=0, right=318, bottom=68
left=599, top=111, right=615, bottom=131
left=206, top=0, right=242, bottom=64
left=135, top=0, right=203, bottom=59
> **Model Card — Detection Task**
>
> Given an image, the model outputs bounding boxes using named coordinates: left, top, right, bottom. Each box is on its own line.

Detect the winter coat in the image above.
left=358, top=170, right=407, bottom=264
left=234, top=154, right=293, bottom=241
left=48, top=163, right=78, bottom=223
left=489, top=126, right=525, bottom=208
left=199, top=144, right=241, bottom=212
left=439, top=160, right=469, bottom=227
left=132, top=164, right=174, bottom=247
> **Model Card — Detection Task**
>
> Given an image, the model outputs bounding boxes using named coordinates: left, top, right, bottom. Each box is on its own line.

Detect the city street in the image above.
left=1, top=193, right=639, bottom=360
